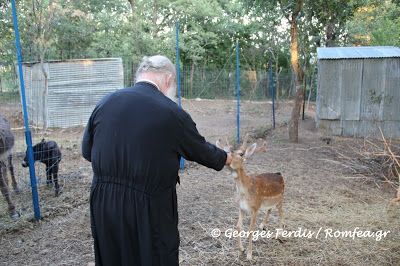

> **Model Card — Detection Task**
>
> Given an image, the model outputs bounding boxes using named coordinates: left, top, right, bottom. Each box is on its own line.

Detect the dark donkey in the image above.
left=22, top=139, right=62, bottom=197
left=0, top=114, right=19, bottom=219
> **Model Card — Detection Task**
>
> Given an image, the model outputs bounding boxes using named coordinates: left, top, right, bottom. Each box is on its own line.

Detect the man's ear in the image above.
left=160, top=74, right=171, bottom=94
left=165, top=73, right=172, bottom=86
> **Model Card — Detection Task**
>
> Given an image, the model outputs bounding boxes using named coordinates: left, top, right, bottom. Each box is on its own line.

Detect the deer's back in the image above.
left=246, top=172, right=284, bottom=210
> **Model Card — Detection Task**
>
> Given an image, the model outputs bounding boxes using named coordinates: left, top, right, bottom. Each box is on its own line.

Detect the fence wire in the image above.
left=0, top=47, right=315, bottom=225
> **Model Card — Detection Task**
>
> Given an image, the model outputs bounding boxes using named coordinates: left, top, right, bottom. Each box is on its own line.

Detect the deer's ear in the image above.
left=244, top=143, right=257, bottom=158
left=254, top=142, right=267, bottom=153
left=216, top=139, right=224, bottom=150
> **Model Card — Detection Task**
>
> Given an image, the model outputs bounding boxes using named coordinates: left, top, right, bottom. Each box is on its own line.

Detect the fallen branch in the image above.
left=329, top=126, right=399, bottom=205
left=377, top=126, right=400, bottom=205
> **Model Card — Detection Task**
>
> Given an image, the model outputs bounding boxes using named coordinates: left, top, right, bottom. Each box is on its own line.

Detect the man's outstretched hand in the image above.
left=225, top=154, right=232, bottom=165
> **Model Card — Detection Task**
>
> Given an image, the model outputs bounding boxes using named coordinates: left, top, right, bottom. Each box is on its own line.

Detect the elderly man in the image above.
left=82, top=55, right=232, bottom=266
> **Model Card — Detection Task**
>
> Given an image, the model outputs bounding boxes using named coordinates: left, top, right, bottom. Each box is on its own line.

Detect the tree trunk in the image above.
left=302, top=75, right=306, bottom=120
left=288, top=19, right=304, bottom=143
left=128, top=0, right=136, bottom=26
left=190, top=61, right=195, bottom=98
left=153, top=0, right=158, bottom=38
left=325, top=21, right=336, bottom=47
left=128, top=0, right=139, bottom=56
left=275, top=53, right=280, bottom=109
left=40, top=48, right=48, bottom=131
left=301, top=53, right=309, bottom=121
left=306, top=71, right=314, bottom=114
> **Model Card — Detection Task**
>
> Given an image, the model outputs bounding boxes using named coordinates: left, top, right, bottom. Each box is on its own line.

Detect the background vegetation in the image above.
left=1, top=0, right=399, bottom=73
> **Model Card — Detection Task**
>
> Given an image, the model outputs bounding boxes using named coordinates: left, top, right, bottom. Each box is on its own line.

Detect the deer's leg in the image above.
left=259, top=209, right=271, bottom=230
left=236, top=208, right=245, bottom=252
left=247, top=210, right=258, bottom=261
left=2, top=161, right=9, bottom=187
left=8, top=155, right=19, bottom=194
left=0, top=162, right=18, bottom=219
left=277, top=200, right=283, bottom=230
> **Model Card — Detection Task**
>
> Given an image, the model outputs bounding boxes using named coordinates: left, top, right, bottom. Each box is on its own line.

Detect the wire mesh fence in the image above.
left=178, top=66, right=293, bottom=100
left=0, top=46, right=315, bottom=225
left=0, top=47, right=97, bottom=224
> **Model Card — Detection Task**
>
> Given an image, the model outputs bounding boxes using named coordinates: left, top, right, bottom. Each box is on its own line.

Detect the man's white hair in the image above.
left=135, top=55, right=175, bottom=81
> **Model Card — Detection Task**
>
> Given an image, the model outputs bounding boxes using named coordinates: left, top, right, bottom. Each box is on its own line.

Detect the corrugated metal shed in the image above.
left=19, top=58, right=124, bottom=128
left=317, top=46, right=400, bottom=59
left=316, top=46, right=400, bottom=139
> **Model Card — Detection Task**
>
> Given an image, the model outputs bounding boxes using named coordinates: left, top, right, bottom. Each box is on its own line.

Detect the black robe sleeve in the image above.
left=82, top=93, right=112, bottom=163
left=82, top=121, right=93, bottom=162
left=177, top=112, right=227, bottom=171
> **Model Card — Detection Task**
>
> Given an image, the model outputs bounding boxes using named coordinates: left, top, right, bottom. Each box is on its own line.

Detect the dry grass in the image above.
left=0, top=100, right=399, bottom=265
left=176, top=126, right=400, bottom=265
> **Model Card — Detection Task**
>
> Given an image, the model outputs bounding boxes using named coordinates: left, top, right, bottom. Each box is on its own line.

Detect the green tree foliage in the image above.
left=303, top=0, right=362, bottom=47
left=347, top=0, right=400, bottom=46
left=2, top=0, right=399, bottom=72
left=163, top=0, right=224, bottom=66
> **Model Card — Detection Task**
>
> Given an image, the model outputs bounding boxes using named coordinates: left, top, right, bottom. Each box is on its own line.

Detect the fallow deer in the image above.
left=217, top=134, right=284, bottom=260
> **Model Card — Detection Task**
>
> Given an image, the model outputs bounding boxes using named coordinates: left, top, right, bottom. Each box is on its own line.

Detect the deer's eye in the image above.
left=238, top=152, right=244, bottom=157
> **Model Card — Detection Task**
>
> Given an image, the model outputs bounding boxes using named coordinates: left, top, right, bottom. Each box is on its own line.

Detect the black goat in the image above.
left=22, top=139, right=62, bottom=197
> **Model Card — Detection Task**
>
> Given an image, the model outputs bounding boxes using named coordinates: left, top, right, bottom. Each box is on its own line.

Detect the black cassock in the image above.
left=82, top=82, right=227, bottom=266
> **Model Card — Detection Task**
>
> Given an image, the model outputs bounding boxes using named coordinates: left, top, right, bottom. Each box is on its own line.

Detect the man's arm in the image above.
left=82, top=121, right=93, bottom=162
left=178, top=113, right=228, bottom=171
left=81, top=93, right=113, bottom=162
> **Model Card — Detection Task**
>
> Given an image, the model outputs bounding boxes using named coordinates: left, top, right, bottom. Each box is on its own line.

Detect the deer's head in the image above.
left=216, top=133, right=267, bottom=171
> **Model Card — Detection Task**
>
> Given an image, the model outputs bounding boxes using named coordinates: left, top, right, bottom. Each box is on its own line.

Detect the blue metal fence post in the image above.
left=270, top=56, right=275, bottom=129
left=11, top=0, right=41, bottom=221
left=176, top=22, right=185, bottom=170
left=236, top=42, right=240, bottom=143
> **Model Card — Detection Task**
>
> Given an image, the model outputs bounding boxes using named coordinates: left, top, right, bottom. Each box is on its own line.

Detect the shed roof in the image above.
left=317, top=46, right=400, bottom=59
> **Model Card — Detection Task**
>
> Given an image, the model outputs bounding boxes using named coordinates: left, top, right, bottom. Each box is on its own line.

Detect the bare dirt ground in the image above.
left=0, top=99, right=399, bottom=266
